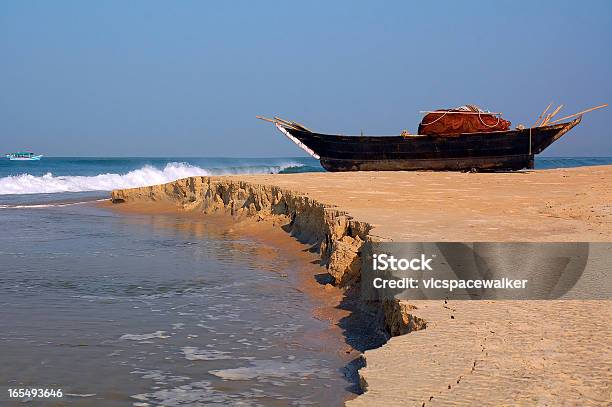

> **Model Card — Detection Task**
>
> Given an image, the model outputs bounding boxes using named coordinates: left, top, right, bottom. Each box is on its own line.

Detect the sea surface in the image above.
left=0, top=158, right=350, bottom=406
left=0, top=203, right=359, bottom=406
left=1, top=156, right=611, bottom=406
left=1, top=156, right=611, bottom=197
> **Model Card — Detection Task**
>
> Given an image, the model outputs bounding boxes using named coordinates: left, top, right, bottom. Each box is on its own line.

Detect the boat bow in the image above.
left=275, top=123, right=320, bottom=159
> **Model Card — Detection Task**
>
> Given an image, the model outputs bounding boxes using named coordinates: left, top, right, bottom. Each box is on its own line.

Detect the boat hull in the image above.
left=320, top=154, right=533, bottom=172
left=279, top=117, right=581, bottom=172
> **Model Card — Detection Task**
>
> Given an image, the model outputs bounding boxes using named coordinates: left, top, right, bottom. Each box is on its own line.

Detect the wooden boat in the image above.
left=259, top=116, right=582, bottom=172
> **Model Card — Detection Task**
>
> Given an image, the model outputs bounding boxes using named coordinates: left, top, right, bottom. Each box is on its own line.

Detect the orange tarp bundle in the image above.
left=418, top=106, right=511, bottom=135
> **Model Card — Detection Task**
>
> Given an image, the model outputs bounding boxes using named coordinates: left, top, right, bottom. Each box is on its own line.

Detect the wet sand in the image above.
left=109, top=165, right=612, bottom=406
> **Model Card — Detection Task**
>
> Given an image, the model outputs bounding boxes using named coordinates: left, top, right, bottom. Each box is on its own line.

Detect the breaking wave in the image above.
left=0, top=162, right=304, bottom=195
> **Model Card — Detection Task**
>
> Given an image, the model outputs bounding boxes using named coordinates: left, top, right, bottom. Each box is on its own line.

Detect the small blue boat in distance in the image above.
left=5, top=152, right=43, bottom=161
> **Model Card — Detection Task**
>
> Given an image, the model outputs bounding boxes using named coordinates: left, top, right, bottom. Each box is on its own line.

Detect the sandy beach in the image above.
left=222, top=165, right=612, bottom=242
left=110, top=165, right=612, bottom=406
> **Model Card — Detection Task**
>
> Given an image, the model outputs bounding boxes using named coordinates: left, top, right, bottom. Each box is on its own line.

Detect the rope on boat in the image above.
left=420, top=111, right=449, bottom=126
left=477, top=111, right=501, bottom=128
left=420, top=105, right=504, bottom=128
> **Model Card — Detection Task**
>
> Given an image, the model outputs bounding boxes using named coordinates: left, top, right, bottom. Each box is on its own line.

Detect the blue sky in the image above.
left=1, top=0, right=611, bottom=156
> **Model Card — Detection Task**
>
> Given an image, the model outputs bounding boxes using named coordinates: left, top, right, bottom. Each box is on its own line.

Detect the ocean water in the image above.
left=1, top=156, right=611, bottom=197
left=0, top=157, right=324, bottom=196
left=0, top=202, right=363, bottom=406
left=1, top=156, right=610, bottom=406
left=0, top=158, right=365, bottom=406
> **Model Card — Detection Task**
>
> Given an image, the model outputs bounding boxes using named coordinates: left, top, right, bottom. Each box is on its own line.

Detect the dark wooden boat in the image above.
left=263, top=116, right=582, bottom=172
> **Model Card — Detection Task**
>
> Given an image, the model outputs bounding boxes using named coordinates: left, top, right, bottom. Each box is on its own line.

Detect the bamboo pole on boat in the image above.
left=290, top=121, right=313, bottom=132
left=547, top=104, right=608, bottom=125
left=539, top=105, right=561, bottom=126
left=273, top=116, right=294, bottom=126
left=273, top=116, right=313, bottom=132
left=256, top=115, right=277, bottom=124
left=257, top=116, right=300, bottom=130
left=273, top=116, right=301, bottom=129
left=534, top=102, right=552, bottom=126
left=540, top=104, right=564, bottom=126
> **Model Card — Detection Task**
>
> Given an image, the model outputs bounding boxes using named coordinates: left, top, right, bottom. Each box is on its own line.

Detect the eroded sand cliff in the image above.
left=111, top=166, right=612, bottom=406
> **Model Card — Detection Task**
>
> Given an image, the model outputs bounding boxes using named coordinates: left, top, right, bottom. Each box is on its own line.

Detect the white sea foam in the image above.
left=120, top=331, right=169, bottom=341
left=181, top=346, right=233, bottom=361
left=0, top=199, right=107, bottom=209
left=209, top=359, right=330, bottom=381
left=130, top=379, right=263, bottom=406
left=0, top=161, right=303, bottom=195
